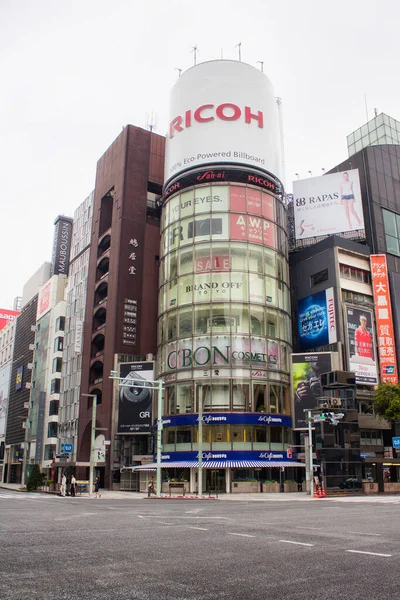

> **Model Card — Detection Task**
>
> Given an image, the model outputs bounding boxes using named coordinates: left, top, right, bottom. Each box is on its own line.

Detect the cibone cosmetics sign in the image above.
left=164, top=60, right=281, bottom=183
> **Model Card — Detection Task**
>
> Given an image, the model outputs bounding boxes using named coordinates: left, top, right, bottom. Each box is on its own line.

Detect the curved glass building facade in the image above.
left=156, top=60, right=297, bottom=492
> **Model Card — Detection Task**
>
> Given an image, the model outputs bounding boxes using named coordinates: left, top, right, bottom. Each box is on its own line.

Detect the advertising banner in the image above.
left=164, top=60, right=281, bottom=184
left=51, top=216, right=73, bottom=276
left=37, top=279, right=53, bottom=320
left=345, top=306, right=378, bottom=385
left=15, top=365, right=24, bottom=391
left=117, top=362, right=154, bottom=434
left=298, top=287, right=337, bottom=351
left=161, top=412, right=292, bottom=428
left=370, top=255, right=398, bottom=383
left=0, top=308, right=19, bottom=332
left=291, top=352, right=334, bottom=429
left=293, top=169, right=365, bottom=241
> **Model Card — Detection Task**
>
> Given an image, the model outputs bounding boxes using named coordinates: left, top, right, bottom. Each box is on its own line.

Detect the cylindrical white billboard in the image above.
left=164, top=60, right=281, bottom=185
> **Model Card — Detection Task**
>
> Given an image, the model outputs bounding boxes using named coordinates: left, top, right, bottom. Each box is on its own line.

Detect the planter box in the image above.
left=363, top=482, right=378, bottom=494
left=162, top=482, right=189, bottom=494
left=283, top=483, right=298, bottom=493
left=262, top=483, right=280, bottom=493
left=384, top=482, right=400, bottom=494
left=232, top=481, right=260, bottom=493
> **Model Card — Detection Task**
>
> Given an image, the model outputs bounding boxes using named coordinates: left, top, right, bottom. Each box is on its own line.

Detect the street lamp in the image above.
left=109, top=371, right=164, bottom=496
left=81, top=393, right=98, bottom=496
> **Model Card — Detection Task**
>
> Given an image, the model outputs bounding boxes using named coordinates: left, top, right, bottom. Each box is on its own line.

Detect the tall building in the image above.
left=59, top=193, right=93, bottom=468
left=0, top=319, right=17, bottom=481
left=76, top=126, right=165, bottom=489
left=347, top=113, right=400, bottom=157
left=135, top=60, right=299, bottom=494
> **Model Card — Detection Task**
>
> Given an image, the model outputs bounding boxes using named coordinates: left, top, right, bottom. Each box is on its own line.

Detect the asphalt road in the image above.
left=1, top=493, right=399, bottom=600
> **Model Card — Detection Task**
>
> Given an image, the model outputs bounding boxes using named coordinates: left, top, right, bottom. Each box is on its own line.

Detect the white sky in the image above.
left=1, top=0, right=399, bottom=309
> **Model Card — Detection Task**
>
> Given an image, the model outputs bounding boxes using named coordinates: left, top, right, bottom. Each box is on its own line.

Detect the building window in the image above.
left=50, top=378, right=61, bottom=394
left=54, top=337, right=63, bottom=352
left=360, top=430, right=383, bottom=445
left=47, top=422, right=58, bottom=438
left=339, top=264, right=371, bottom=284
left=55, top=316, right=65, bottom=332
left=383, top=208, right=400, bottom=256
left=310, top=269, right=328, bottom=287
left=52, top=357, right=62, bottom=373
left=49, top=400, right=59, bottom=416
left=342, top=290, right=374, bottom=305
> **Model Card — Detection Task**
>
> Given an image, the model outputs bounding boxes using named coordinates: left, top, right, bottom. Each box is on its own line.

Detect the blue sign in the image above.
left=392, top=437, right=400, bottom=448
left=61, top=443, right=73, bottom=453
left=156, top=450, right=295, bottom=463
left=298, top=288, right=336, bottom=352
left=384, top=365, right=396, bottom=375
left=158, top=413, right=292, bottom=428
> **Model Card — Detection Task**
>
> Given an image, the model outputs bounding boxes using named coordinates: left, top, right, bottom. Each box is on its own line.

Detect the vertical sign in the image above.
left=370, top=254, right=398, bottom=384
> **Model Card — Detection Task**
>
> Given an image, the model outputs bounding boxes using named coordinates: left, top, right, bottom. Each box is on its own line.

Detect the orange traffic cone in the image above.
left=313, top=487, right=319, bottom=498
left=320, top=484, right=326, bottom=498
left=318, top=485, right=323, bottom=497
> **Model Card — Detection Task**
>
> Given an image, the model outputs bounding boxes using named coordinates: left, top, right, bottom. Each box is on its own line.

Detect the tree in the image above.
left=26, top=464, right=45, bottom=491
left=374, top=383, right=400, bottom=422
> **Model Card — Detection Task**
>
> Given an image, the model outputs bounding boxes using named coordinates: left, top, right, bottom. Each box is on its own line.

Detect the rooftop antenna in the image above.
left=295, top=173, right=299, bottom=179
left=191, top=45, right=198, bottom=66
left=374, top=107, right=378, bottom=117
left=175, top=68, right=182, bottom=78
left=146, top=112, right=156, bottom=132
left=308, top=170, right=312, bottom=177
left=364, top=93, right=369, bottom=121
left=235, top=42, right=242, bottom=62
left=322, top=168, right=325, bottom=174
left=257, top=61, right=264, bottom=73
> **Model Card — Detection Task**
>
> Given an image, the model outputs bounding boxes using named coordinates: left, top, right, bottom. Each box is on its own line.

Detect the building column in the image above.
left=190, top=468, right=196, bottom=493
left=226, top=468, right=231, bottom=494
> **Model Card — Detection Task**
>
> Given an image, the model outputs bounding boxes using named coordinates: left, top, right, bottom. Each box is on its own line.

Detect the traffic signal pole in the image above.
left=307, top=410, right=314, bottom=498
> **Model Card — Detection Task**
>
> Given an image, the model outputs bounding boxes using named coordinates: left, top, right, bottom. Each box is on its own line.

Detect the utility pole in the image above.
left=307, top=410, right=314, bottom=498
left=191, top=45, right=198, bottom=66
left=235, top=42, right=242, bottom=62
left=81, top=393, right=98, bottom=496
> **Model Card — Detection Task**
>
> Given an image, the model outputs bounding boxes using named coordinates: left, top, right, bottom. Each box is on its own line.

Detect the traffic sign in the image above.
left=61, top=443, right=73, bottom=453
left=392, top=437, right=400, bottom=448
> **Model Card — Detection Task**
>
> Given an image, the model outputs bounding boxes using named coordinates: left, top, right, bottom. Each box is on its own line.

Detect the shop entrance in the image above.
left=206, top=469, right=225, bottom=494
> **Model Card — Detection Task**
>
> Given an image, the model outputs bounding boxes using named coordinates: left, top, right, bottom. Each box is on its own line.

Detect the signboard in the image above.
left=298, top=288, right=337, bottom=351
left=61, top=443, right=73, bottom=453
left=15, top=365, right=24, bottom=391
left=370, top=255, right=398, bottom=384
left=345, top=306, right=378, bottom=385
left=117, top=362, right=154, bottom=433
left=0, top=308, right=19, bottom=332
left=37, top=279, right=53, bottom=320
left=164, top=60, right=281, bottom=184
left=291, top=352, right=335, bottom=429
left=392, top=437, right=400, bottom=449
left=160, top=412, right=292, bottom=428
left=51, top=216, right=73, bottom=276
left=157, top=450, right=296, bottom=463
left=293, top=169, right=365, bottom=241
left=74, top=320, right=83, bottom=353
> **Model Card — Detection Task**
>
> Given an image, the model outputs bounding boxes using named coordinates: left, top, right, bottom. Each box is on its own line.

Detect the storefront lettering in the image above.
left=167, top=345, right=271, bottom=369
left=170, top=104, right=264, bottom=138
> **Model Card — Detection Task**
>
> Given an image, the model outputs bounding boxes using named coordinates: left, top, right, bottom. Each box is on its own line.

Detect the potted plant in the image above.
left=232, top=478, right=260, bottom=493
left=257, top=405, right=267, bottom=413
left=262, top=480, right=280, bottom=493
left=283, top=480, right=298, bottom=493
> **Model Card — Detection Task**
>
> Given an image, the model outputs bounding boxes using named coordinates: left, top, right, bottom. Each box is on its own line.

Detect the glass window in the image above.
left=194, top=306, right=211, bottom=334
left=54, top=337, right=63, bottom=352
left=167, top=313, right=177, bottom=341
left=50, top=379, right=61, bottom=394
left=178, top=309, right=193, bottom=338
left=176, top=383, right=193, bottom=414
left=52, top=357, right=62, bottom=373
left=176, top=426, right=192, bottom=445
left=55, top=316, right=65, bottom=331
left=254, top=383, right=267, bottom=412
left=269, top=384, right=281, bottom=414
left=383, top=208, right=400, bottom=257
left=230, top=243, right=248, bottom=271
left=232, top=382, right=250, bottom=411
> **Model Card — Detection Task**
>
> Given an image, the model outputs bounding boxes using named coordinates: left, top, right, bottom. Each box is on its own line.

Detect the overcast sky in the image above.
left=1, top=0, right=399, bottom=309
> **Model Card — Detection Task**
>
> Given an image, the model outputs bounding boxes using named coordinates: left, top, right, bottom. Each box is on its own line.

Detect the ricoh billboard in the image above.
left=164, top=60, right=281, bottom=184
left=293, top=169, right=365, bottom=241
left=297, top=288, right=337, bottom=352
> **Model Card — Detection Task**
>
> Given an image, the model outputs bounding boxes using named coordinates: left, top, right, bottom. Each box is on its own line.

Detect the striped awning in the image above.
left=132, top=460, right=305, bottom=471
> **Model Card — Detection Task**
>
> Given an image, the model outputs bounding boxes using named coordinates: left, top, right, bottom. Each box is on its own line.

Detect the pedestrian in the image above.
left=94, top=476, right=101, bottom=498
left=148, top=476, right=155, bottom=497
left=71, top=474, right=76, bottom=497
left=60, top=473, right=67, bottom=497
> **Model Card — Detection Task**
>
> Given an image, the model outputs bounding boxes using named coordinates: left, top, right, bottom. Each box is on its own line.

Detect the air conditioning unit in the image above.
left=21, top=422, right=26, bottom=429
left=331, top=398, right=342, bottom=408
left=23, top=402, right=30, bottom=409
left=207, top=316, right=237, bottom=333
left=29, top=344, right=35, bottom=351
left=27, top=363, right=33, bottom=370
left=146, top=354, right=154, bottom=362
left=25, top=382, right=32, bottom=390
left=30, top=325, right=37, bottom=333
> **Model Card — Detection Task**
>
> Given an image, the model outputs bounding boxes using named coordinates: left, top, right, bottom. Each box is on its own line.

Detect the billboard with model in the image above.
left=298, top=287, right=337, bottom=351
left=164, top=60, right=281, bottom=184
left=293, top=169, right=365, bottom=241
left=345, top=306, right=378, bottom=385
left=291, top=352, right=337, bottom=429
left=0, top=308, right=19, bottom=332
left=117, top=362, right=154, bottom=434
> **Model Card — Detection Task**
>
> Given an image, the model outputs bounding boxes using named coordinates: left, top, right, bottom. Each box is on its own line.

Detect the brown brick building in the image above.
left=76, top=126, right=165, bottom=487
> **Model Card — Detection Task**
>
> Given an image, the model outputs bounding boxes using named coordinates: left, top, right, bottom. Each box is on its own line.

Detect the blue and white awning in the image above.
left=131, top=460, right=305, bottom=471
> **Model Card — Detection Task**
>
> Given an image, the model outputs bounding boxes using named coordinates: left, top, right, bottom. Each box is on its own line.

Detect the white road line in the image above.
left=228, top=533, right=256, bottom=538
left=188, top=526, right=209, bottom=531
left=157, top=521, right=174, bottom=525
left=296, top=526, right=321, bottom=531
left=348, top=532, right=382, bottom=537
left=186, top=508, right=204, bottom=514
left=347, top=550, right=392, bottom=557
left=279, top=540, right=315, bottom=547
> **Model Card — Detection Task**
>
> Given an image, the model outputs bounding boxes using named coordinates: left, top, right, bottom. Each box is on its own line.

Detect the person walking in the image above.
left=94, top=476, right=101, bottom=498
left=148, top=476, right=155, bottom=497
left=60, top=473, right=67, bottom=497
left=70, top=474, right=77, bottom=497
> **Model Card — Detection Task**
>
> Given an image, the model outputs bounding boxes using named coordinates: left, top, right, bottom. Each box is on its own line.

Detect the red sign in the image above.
left=0, top=308, right=20, bottom=331
left=229, top=186, right=274, bottom=219
left=370, top=255, right=398, bottom=384
left=230, top=214, right=276, bottom=248
left=195, top=256, right=231, bottom=273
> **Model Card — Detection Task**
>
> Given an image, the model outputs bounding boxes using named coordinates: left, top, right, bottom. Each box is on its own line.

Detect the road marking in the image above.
left=347, top=550, right=392, bottom=557
left=157, top=521, right=174, bottom=525
left=348, top=532, right=382, bottom=537
left=296, top=526, right=321, bottom=531
left=188, top=526, right=209, bottom=531
left=228, top=533, right=255, bottom=538
left=279, top=540, right=315, bottom=547
left=186, top=508, right=204, bottom=514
